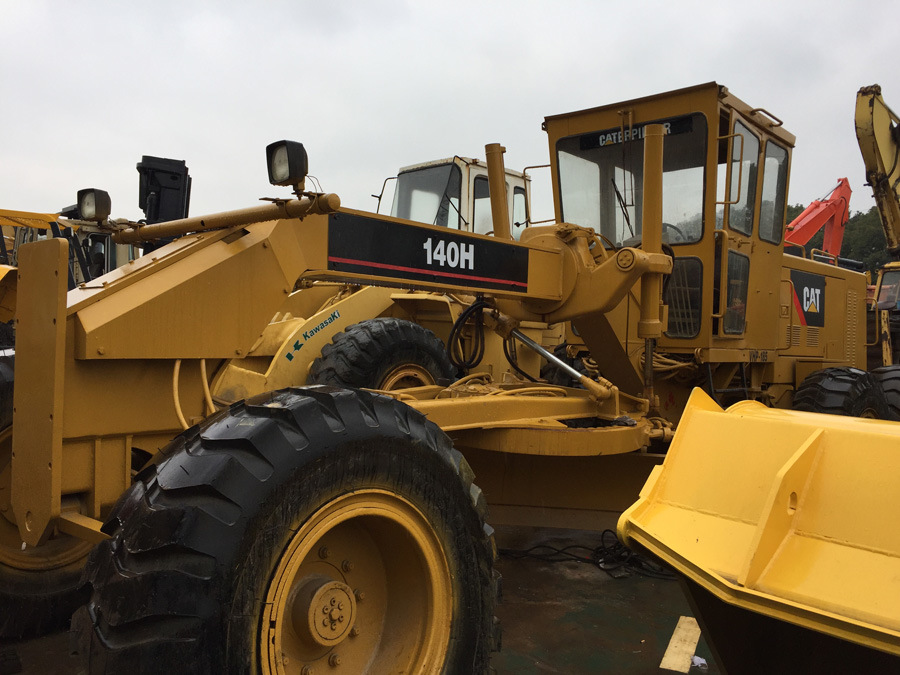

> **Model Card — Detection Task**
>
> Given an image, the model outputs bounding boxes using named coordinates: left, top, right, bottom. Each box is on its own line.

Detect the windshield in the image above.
left=878, top=269, right=900, bottom=308
left=390, top=163, right=462, bottom=228
left=556, top=113, right=707, bottom=247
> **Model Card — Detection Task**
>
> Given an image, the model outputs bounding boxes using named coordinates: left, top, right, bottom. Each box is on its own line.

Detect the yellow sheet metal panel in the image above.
left=73, top=218, right=310, bottom=359
left=11, top=238, right=68, bottom=546
left=619, top=388, right=900, bottom=655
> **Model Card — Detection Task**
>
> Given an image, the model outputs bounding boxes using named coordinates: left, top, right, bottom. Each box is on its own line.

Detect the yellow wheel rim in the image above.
left=260, top=490, right=452, bottom=674
left=377, top=364, right=436, bottom=391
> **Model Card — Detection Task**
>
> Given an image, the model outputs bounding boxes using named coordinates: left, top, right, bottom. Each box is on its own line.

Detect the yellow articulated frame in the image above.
left=618, top=387, right=900, bottom=656
left=211, top=285, right=397, bottom=401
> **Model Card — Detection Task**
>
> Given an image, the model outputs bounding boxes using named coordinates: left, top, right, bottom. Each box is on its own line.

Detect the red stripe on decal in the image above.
left=792, top=289, right=807, bottom=326
left=327, top=256, right=528, bottom=289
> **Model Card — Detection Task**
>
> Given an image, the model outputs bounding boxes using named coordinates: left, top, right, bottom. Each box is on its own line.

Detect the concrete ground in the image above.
left=492, top=526, right=719, bottom=675
left=3, top=527, right=718, bottom=675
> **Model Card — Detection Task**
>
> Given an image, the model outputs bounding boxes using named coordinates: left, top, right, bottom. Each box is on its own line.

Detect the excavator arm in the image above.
left=783, top=177, right=851, bottom=256
left=856, top=84, right=900, bottom=256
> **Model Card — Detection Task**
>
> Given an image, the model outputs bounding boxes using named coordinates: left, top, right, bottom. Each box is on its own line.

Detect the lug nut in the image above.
left=318, top=546, right=329, bottom=559
left=342, top=559, right=354, bottom=572
left=302, top=667, right=314, bottom=675
left=329, top=653, right=342, bottom=667
left=350, top=627, right=360, bottom=638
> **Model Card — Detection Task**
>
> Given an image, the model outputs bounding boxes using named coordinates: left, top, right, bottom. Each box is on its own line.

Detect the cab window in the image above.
left=758, top=141, right=788, bottom=244
left=512, top=186, right=528, bottom=240
left=472, top=176, right=492, bottom=234
left=557, top=113, right=707, bottom=247
left=390, top=163, right=462, bottom=228
left=727, top=121, right=759, bottom=236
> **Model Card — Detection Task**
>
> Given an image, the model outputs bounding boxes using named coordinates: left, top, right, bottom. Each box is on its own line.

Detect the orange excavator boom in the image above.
left=784, top=177, right=852, bottom=256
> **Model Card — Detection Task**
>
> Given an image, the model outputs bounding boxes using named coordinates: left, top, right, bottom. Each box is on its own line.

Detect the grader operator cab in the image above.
left=0, top=82, right=885, bottom=672
left=377, top=152, right=533, bottom=239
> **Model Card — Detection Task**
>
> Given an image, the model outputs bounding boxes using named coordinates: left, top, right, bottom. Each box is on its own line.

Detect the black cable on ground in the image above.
left=499, top=529, right=677, bottom=580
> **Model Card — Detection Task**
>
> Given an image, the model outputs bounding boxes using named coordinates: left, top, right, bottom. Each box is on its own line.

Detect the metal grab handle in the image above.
left=749, top=107, right=784, bottom=127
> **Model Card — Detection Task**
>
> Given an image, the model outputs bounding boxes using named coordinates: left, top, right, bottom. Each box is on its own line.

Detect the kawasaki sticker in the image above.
left=790, top=270, right=825, bottom=327
left=285, top=310, right=341, bottom=361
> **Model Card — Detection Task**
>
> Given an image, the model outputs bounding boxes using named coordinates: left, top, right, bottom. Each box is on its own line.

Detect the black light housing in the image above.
left=266, top=140, right=308, bottom=188
left=137, top=155, right=192, bottom=224
left=76, top=189, right=112, bottom=222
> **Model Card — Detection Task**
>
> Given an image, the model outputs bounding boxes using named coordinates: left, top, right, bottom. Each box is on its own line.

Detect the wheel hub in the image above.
left=293, top=575, right=357, bottom=647
left=261, top=490, right=452, bottom=674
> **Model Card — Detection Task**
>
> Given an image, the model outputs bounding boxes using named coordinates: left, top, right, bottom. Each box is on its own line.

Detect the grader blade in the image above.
left=618, top=388, right=900, bottom=673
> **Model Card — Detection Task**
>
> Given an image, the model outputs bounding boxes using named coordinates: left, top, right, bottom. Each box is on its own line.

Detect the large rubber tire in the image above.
left=73, top=386, right=499, bottom=674
left=872, top=366, right=900, bottom=421
left=308, top=318, right=455, bottom=390
left=0, top=539, right=92, bottom=640
left=0, top=423, right=93, bottom=639
left=792, top=367, right=889, bottom=418
left=0, top=524, right=92, bottom=640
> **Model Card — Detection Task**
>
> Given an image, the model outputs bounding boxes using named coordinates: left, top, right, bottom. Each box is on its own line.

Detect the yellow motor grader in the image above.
left=0, top=82, right=882, bottom=673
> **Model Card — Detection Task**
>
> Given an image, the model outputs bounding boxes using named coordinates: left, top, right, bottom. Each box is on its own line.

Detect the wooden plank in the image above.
left=660, top=615, right=702, bottom=673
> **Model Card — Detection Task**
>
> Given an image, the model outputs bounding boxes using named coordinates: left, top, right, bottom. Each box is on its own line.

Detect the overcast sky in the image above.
left=2, top=0, right=897, bottom=224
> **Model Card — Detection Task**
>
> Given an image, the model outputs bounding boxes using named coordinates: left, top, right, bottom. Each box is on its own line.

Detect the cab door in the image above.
left=714, top=113, right=787, bottom=351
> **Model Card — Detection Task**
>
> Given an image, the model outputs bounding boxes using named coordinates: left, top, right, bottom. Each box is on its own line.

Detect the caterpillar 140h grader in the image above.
left=0, top=81, right=889, bottom=673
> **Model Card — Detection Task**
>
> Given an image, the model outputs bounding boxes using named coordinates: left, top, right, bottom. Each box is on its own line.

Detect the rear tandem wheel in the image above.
left=73, top=386, right=499, bottom=674
left=791, top=367, right=889, bottom=418
left=0, top=510, right=92, bottom=639
left=871, top=365, right=900, bottom=421
left=0, top=358, right=92, bottom=640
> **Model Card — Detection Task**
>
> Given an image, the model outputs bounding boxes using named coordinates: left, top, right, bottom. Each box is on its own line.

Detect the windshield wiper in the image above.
left=611, top=179, right=635, bottom=239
